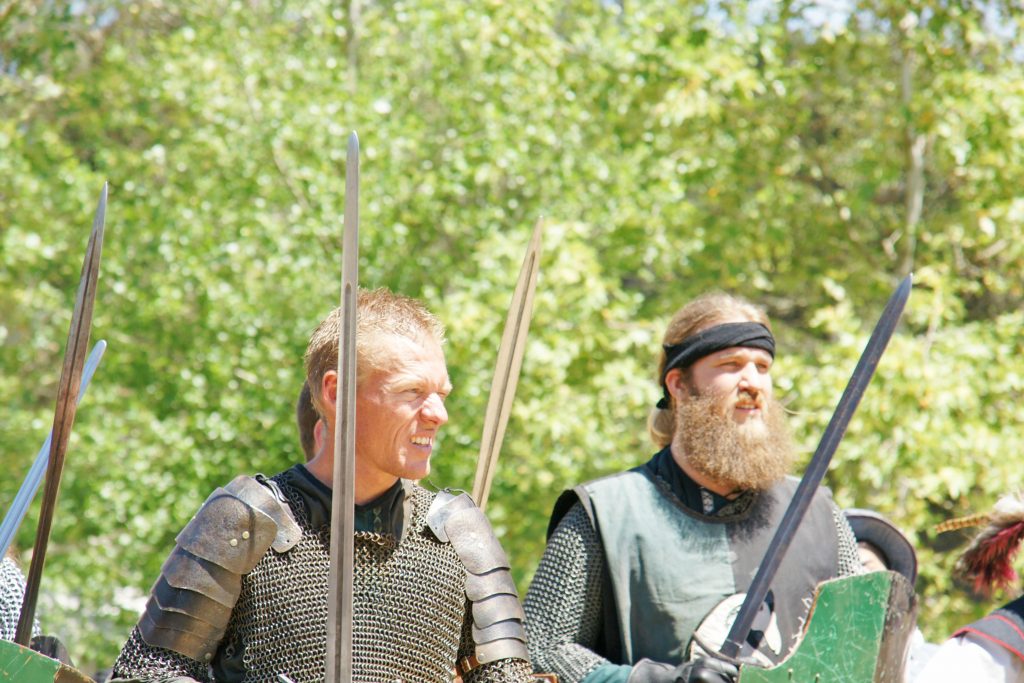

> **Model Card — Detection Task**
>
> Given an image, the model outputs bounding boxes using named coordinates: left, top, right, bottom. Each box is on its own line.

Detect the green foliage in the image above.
left=2, top=0, right=1023, bottom=671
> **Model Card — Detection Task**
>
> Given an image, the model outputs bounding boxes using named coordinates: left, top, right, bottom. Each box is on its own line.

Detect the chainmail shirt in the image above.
left=0, top=556, right=39, bottom=640
left=523, top=454, right=861, bottom=683
left=111, top=464, right=533, bottom=683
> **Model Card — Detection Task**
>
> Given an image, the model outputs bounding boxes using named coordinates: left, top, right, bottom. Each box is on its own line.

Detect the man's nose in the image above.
left=421, top=394, right=449, bottom=426
left=738, top=363, right=763, bottom=390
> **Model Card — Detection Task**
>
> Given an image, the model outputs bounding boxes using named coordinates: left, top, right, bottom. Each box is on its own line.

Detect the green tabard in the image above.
left=579, top=467, right=837, bottom=665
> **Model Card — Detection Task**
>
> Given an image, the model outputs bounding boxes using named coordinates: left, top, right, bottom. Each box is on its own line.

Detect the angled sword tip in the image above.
left=93, top=184, right=108, bottom=235
left=883, top=274, right=913, bottom=321
left=527, top=221, right=543, bottom=256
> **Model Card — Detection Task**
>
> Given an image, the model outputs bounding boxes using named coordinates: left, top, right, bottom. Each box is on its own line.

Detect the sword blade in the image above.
left=16, top=183, right=107, bottom=646
left=720, top=274, right=912, bottom=660
left=0, top=340, right=107, bottom=559
left=326, top=132, right=359, bottom=682
left=471, top=218, right=543, bottom=511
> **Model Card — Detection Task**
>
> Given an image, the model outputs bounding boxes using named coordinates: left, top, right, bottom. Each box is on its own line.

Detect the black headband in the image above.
left=656, top=322, right=775, bottom=409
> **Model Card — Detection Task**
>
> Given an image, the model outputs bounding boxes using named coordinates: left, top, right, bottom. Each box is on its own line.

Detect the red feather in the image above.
left=957, top=520, right=1024, bottom=594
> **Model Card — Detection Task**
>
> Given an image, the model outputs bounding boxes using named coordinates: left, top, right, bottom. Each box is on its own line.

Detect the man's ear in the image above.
left=321, top=370, right=339, bottom=414
left=665, top=368, right=686, bottom=403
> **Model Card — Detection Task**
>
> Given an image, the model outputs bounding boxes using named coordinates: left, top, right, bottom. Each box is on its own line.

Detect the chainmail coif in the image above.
left=112, top=467, right=533, bottom=683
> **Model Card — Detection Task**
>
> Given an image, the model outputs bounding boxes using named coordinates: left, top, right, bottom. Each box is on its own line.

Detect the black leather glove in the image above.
left=627, top=657, right=739, bottom=683
left=29, top=634, right=74, bottom=667
left=674, top=658, right=739, bottom=683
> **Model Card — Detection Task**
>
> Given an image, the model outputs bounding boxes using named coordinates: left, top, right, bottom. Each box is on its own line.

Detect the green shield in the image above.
left=0, top=639, right=93, bottom=683
left=739, top=571, right=916, bottom=683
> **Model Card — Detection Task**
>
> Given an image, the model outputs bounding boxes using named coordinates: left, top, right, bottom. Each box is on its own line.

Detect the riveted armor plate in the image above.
left=150, top=576, right=234, bottom=623
left=160, top=547, right=241, bottom=607
left=471, top=593, right=526, bottom=628
left=465, top=567, right=519, bottom=601
left=175, top=487, right=277, bottom=574
left=445, top=507, right=511, bottom=574
left=477, top=638, right=531, bottom=665
left=138, top=477, right=293, bottom=661
left=225, top=475, right=301, bottom=552
left=429, top=489, right=530, bottom=674
left=143, top=598, right=221, bottom=638
left=426, top=489, right=471, bottom=542
left=138, top=611, right=221, bottom=664
left=473, top=618, right=528, bottom=644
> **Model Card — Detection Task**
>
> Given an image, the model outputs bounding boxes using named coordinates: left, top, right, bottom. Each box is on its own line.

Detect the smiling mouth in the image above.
left=411, top=436, right=434, bottom=447
left=734, top=390, right=763, bottom=413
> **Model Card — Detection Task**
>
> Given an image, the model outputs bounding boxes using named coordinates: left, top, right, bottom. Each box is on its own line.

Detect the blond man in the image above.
left=112, top=288, right=532, bottom=683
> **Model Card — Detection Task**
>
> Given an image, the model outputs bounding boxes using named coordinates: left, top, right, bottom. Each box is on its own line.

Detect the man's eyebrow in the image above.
left=714, top=348, right=772, bottom=361
left=383, top=375, right=419, bottom=391
left=384, top=375, right=453, bottom=393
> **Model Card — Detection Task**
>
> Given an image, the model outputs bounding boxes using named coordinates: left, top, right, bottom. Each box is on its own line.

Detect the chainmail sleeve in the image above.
left=110, top=625, right=210, bottom=682
left=833, top=505, right=862, bottom=577
left=523, top=501, right=609, bottom=683
left=0, top=557, right=39, bottom=640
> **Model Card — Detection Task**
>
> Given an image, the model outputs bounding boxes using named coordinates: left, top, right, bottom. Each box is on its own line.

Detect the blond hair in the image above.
left=647, top=292, right=771, bottom=448
left=304, top=287, right=446, bottom=418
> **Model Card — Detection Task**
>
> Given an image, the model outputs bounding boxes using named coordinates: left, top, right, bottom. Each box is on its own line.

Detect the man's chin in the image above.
left=400, top=462, right=431, bottom=482
left=735, top=418, right=768, bottom=438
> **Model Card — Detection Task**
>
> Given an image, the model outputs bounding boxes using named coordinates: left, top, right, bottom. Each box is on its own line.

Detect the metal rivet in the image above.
left=230, top=538, right=238, bottom=547
left=204, top=652, right=213, bottom=662
left=242, top=531, right=250, bottom=540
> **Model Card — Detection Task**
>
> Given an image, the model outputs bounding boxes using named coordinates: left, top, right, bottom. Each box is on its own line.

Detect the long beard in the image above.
left=672, top=390, right=795, bottom=492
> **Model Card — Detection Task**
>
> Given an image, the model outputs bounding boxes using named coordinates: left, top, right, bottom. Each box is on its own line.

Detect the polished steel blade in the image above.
left=326, top=132, right=359, bottom=682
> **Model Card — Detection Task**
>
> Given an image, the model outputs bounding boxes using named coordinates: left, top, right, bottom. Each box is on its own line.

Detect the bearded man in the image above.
left=523, top=292, right=861, bottom=683
left=111, top=288, right=532, bottom=683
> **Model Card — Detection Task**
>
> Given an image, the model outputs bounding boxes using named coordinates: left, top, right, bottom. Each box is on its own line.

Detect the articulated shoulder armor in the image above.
left=138, top=475, right=300, bottom=662
left=427, top=491, right=529, bottom=665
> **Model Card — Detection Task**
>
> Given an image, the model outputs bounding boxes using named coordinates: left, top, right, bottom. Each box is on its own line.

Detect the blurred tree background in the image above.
left=2, top=0, right=1023, bottom=673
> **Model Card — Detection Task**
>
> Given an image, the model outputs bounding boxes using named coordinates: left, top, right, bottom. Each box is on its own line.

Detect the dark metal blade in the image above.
left=16, top=183, right=107, bottom=645
left=326, top=132, right=358, bottom=682
left=720, top=274, right=912, bottom=660
left=472, top=218, right=543, bottom=511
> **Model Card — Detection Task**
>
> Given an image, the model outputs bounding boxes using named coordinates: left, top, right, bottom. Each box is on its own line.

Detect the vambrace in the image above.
left=138, top=475, right=300, bottom=663
left=428, top=491, right=530, bottom=667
